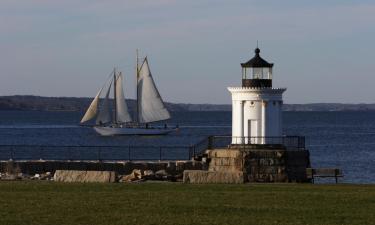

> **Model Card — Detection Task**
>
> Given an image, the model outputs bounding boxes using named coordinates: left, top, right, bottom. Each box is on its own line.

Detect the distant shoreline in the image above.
left=1, top=95, right=375, bottom=112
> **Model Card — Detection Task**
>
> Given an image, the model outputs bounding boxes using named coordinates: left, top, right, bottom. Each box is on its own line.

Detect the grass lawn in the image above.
left=0, top=182, right=374, bottom=225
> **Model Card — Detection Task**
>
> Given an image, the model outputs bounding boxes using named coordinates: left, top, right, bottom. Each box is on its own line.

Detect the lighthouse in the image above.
left=228, top=48, right=286, bottom=145
left=183, top=47, right=310, bottom=184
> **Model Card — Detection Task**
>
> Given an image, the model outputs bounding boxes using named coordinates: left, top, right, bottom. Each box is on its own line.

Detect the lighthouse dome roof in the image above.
left=241, top=48, right=274, bottom=68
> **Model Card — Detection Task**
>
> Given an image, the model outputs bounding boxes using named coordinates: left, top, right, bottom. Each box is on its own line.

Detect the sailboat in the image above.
left=80, top=56, right=175, bottom=136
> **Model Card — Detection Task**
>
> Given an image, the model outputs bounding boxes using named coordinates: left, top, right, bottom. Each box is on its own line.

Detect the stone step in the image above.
left=208, top=166, right=241, bottom=172
left=54, top=170, right=117, bottom=183
left=183, top=170, right=245, bottom=184
left=209, top=157, right=242, bottom=166
left=206, top=149, right=242, bottom=158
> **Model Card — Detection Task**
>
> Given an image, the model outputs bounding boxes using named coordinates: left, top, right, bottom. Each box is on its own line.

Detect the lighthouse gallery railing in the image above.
left=206, top=136, right=305, bottom=150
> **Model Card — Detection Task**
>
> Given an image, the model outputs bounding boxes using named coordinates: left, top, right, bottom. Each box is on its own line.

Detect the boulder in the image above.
left=1, top=174, right=17, bottom=181
left=142, top=170, right=155, bottom=179
left=30, top=173, right=42, bottom=180
left=155, top=169, right=168, bottom=180
left=17, top=173, right=25, bottom=179
left=120, top=169, right=143, bottom=182
left=40, top=172, right=53, bottom=180
left=131, top=169, right=143, bottom=179
left=183, top=170, right=245, bottom=184
left=54, top=170, right=117, bottom=183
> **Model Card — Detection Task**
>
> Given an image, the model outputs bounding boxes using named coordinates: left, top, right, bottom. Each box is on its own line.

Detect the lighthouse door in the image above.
left=248, top=120, right=258, bottom=144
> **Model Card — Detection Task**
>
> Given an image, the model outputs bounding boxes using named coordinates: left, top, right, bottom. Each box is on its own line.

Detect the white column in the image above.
left=239, top=100, right=244, bottom=144
left=261, top=100, right=267, bottom=144
left=232, top=100, right=244, bottom=144
left=243, top=101, right=249, bottom=144
left=231, top=100, right=237, bottom=144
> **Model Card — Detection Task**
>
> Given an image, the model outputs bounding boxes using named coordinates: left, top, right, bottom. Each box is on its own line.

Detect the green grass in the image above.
left=0, top=182, right=374, bottom=225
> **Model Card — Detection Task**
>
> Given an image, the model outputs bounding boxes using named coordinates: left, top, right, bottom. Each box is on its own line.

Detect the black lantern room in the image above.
left=241, top=48, right=273, bottom=88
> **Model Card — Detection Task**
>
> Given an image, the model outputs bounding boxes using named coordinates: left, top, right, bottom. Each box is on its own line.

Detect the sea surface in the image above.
left=0, top=110, right=374, bottom=184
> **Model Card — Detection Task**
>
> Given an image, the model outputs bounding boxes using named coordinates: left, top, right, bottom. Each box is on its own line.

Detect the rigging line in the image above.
left=97, top=69, right=115, bottom=95
left=88, top=69, right=114, bottom=99
left=104, top=69, right=115, bottom=83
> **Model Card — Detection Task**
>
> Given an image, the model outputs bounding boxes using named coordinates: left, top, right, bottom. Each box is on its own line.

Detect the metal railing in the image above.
left=0, top=145, right=199, bottom=161
left=0, top=136, right=305, bottom=162
left=207, top=136, right=305, bottom=150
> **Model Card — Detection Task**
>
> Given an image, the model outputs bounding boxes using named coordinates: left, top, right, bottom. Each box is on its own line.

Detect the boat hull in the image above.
left=93, top=126, right=175, bottom=136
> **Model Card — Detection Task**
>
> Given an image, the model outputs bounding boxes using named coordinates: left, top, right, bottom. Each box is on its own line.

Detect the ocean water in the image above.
left=0, top=110, right=374, bottom=183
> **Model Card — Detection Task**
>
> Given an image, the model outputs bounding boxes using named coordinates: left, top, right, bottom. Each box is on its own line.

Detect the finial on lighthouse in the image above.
left=255, top=40, right=261, bottom=54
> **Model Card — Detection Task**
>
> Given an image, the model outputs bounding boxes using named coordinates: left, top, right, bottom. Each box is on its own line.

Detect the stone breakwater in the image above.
left=0, top=147, right=311, bottom=184
left=0, top=160, right=205, bottom=182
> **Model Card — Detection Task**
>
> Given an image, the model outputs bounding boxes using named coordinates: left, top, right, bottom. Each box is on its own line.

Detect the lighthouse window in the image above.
left=253, top=68, right=262, bottom=79
left=263, top=68, right=269, bottom=79
left=251, top=101, right=254, bottom=105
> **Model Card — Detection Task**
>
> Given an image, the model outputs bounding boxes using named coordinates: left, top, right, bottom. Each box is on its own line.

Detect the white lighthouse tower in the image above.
left=228, top=48, right=286, bottom=145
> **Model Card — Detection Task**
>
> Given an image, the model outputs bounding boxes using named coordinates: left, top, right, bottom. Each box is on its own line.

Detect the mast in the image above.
left=136, top=49, right=139, bottom=123
left=113, top=67, right=117, bottom=124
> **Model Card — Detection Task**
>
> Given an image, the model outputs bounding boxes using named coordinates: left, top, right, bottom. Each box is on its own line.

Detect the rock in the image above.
left=121, top=174, right=136, bottom=182
left=30, top=173, right=41, bottom=180
left=18, top=173, right=32, bottom=180
left=3, top=174, right=17, bottom=181
left=183, top=170, right=245, bottom=184
left=166, top=162, right=176, bottom=173
left=174, top=173, right=183, bottom=182
left=142, top=170, right=155, bottom=179
left=120, top=169, right=143, bottom=182
left=155, top=169, right=168, bottom=180
left=54, top=170, right=117, bottom=183
left=132, top=169, right=143, bottom=179
left=40, top=172, right=53, bottom=180
left=143, top=170, right=154, bottom=176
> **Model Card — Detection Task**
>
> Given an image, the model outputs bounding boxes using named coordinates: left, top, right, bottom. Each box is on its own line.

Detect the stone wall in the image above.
left=0, top=149, right=310, bottom=183
left=0, top=160, right=205, bottom=176
left=206, top=148, right=311, bottom=183
left=183, top=170, right=245, bottom=184
left=207, top=149, right=243, bottom=172
left=244, top=150, right=288, bottom=182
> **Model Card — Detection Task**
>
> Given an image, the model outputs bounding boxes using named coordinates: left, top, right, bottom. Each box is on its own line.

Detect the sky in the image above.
left=0, top=0, right=374, bottom=104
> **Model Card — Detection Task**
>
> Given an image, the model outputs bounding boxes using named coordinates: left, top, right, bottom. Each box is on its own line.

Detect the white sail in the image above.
left=80, top=88, right=103, bottom=123
left=96, top=78, right=113, bottom=125
left=137, top=58, right=170, bottom=123
left=115, top=73, right=132, bottom=123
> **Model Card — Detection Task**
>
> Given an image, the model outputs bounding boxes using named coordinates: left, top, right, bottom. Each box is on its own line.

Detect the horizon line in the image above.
left=1, top=95, right=374, bottom=105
